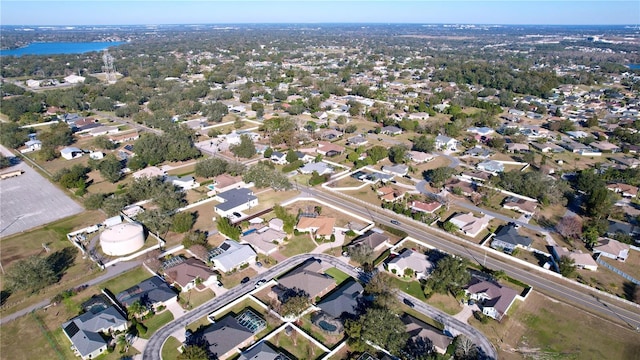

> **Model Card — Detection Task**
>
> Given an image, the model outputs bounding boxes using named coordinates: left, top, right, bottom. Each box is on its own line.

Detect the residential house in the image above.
left=164, top=258, right=218, bottom=292
left=465, top=147, right=492, bottom=159
left=505, top=143, right=530, bottom=153
left=408, top=112, right=430, bottom=120
left=317, top=279, right=364, bottom=319
left=60, top=147, right=84, bottom=160
left=407, top=151, right=436, bottom=163
left=502, top=197, right=537, bottom=216
left=491, top=224, right=533, bottom=253
left=467, top=127, right=495, bottom=137
left=165, top=175, right=200, bottom=190
left=89, top=126, right=120, bottom=137
left=477, top=160, right=504, bottom=173
left=607, top=220, right=639, bottom=239
left=380, top=125, right=403, bottom=136
left=319, top=129, right=343, bottom=141
left=410, top=200, right=442, bottom=214
left=132, top=166, right=166, bottom=179
left=593, top=238, right=630, bottom=262
left=530, top=142, right=565, bottom=153
left=242, top=227, right=286, bottom=255
left=348, top=231, right=390, bottom=252
left=317, top=141, right=345, bottom=156
left=382, top=164, right=409, bottom=177
left=347, top=135, right=368, bottom=146
left=198, top=313, right=260, bottom=360
left=212, top=174, right=246, bottom=194
left=21, top=139, right=42, bottom=153
left=210, top=240, right=257, bottom=273
left=62, top=306, right=128, bottom=360
left=460, top=171, right=491, bottom=183
left=550, top=246, right=598, bottom=271
left=299, top=162, right=334, bottom=176
left=295, top=216, right=336, bottom=239
left=401, top=314, right=453, bottom=354
left=590, top=141, right=621, bottom=153
left=606, top=183, right=638, bottom=198
left=464, top=277, right=519, bottom=321
left=445, top=179, right=475, bottom=196
left=275, top=259, right=334, bottom=300
left=270, top=151, right=288, bottom=165
left=238, top=342, right=288, bottom=360
left=435, top=135, right=458, bottom=151
left=116, top=276, right=178, bottom=310
left=108, top=130, right=139, bottom=144
left=376, top=186, right=405, bottom=203
left=448, top=212, right=492, bottom=238
left=387, top=249, right=434, bottom=279
left=214, top=188, right=258, bottom=218
left=613, top=157, right=640, bottom=169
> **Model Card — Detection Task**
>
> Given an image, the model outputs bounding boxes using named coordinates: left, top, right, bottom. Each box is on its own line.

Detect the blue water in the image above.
left=0, top=41, right=125, bottom=56
left=628, top=64, right=640, bottom=70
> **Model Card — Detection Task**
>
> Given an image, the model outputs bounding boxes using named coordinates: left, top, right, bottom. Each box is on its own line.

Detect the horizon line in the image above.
left=3, top=22, right=639, bottom=27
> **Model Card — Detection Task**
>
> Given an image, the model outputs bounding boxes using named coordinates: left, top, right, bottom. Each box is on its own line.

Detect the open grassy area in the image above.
left=139, top=310, right=174, bottom=339
left=270, top=333, right=326, bottom=360
left=469, top=291, right=640, bottom=360
left=101, top=266, right=154, bottom=294
left=179, top=288, right=215, bottom=310
left=425, top=293, right=463, bottom=316
left=280, top=234, right=317, bottom=257
left=298, top=314, right=345, bottom=348
left=389, top=276, right=426, bottom=300
left=325, top=267, right=352, bottom=285
left=161, top=336, right=183, bottom=360
left=220, top=267, right=258, bottom=288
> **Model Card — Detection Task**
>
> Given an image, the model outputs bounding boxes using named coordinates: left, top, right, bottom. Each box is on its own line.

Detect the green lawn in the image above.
left=140, top=311, right=174, bottom=339
left=425, top=293, right=462, bottom=316
left=180, top=288, right=215, bottom=310
left=324, top=267, right=351, bottom=285
left=161, top=336, right=183, bottom=360
left=270, top=334, right=326, bottom=360
left=280, top=234, right=317, bottom=257
left=388, top=276, right=426, bottom=300
left=101, top=266, right=153, bottom=294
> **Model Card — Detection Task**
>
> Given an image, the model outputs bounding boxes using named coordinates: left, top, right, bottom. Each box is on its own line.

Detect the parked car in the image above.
left=255, top=279, right=267, bottom=288
left=390, top=220, right=401, bottom=225
left=241, top=277, right=250, bottom=284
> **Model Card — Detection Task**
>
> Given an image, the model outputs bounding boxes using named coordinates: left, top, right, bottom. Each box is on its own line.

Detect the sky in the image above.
left=1, top=1, right=639, bottom=26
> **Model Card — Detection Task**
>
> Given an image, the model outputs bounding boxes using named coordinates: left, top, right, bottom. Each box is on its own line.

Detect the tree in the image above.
left=364, top=272, right=399, bottom=310
left=216, top=217, right=241, bottom=240
left=189, top=244, right=209, bottom=262
left=230, top=134, right=256, bottom=159
left=101, top=194, right=130, bottom=216
left=84, top=193, right=106, bottom=210
left=139, top=209, right=173, bottom=237
left=0, top=123, right=29, bottom=148
left=286, top=150, right=299, bottom=164
left=443, top=221, right=459, bottom=233
left=55, top=164, right=90, bottom=190
left=98, top=154, right=124, bottom=183
left=424, top=167, right=456, bottom=188
left=194, top=157, right=228, bottom=178
left=349, top=307, right=409, bottom=356
left=182, top=231, right=208, bottom=249
left=389, top=144, right=408, bottom=164
left=4, top=255, right=57, bottom=292
left=251, top=102, right=264, bottom=118
left=243, top=162, right=291, bottom=191
left=412, top=135, right=435, bottom=153
left=558, top=255, right=576, bottom=277
left=585, top=186, right=614, bottom=219
left=178, top=345, right=209, bottom=360
left=128, top=300, right=147, bottom=319
left=281, top=294, right=310, bottom=318
left=0, top=155, right=11, bottom=169
left=206, top=102, right=229, bottom=122
left=556, top=215, right=583, bottom=239
left=424, top=255, right=470, bottom=296
left=172, top=211, right=196, bottom=233
left=453, top=335, right=478, bottom=360
left=487, top=137, right=506, bottom=149
left=349, top=244, right=374, bottom=266
left=93, top=136, right=117, bottom=150
left=367, top=145, right=389, bottom=163
left=404, top=336, right=434, bottom=360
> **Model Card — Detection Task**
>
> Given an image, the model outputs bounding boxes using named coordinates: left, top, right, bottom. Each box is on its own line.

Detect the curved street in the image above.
left=143, top=254, right=497, bottom=360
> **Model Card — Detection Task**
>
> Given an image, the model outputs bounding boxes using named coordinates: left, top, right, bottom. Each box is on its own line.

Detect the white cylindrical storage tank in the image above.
left=100, top=222, right=145, bottom=256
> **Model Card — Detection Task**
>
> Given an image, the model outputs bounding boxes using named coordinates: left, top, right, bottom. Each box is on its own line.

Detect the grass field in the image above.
left=270, top=332, right=326, bottom=360
left=324, top=267, right=351, bottom=285
left=280, top=234, right=317, bottom=257
left=469, top=291, right=640, bottom=360
left=139, top=310, right=174, bottom=339
left=161, top=336, right=183, bottom=359
left=425, top=293, right=462, bottom=315
left=389, top=276, right=426, bottom=301
left=101, top=266, right=154, bottom=294
left=180, top=288, right=214, bottom=310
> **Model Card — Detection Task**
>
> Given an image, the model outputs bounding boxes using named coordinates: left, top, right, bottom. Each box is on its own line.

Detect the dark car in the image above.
left=241, top=277, right=250, bottom=284
left=403, top=298, right=415, bottom=307
left=233, top=212, right=242, bottom=218
left=390, top=220, right=401, bottom=225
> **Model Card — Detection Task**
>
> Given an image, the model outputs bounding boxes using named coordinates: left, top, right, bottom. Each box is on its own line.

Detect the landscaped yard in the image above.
left=139, top=310, right=174, bottom=339
left=270, top=332, right=326, bottom=360
left=425, top=293, right=462, bottom=315
left=101, top=265, right=154, bottom=294
left=324, top=267, right=351, bottom=285
left=220, top=267, right=258, bottom=288
left=161, top=336, right=183, bottom=360
left=179, top=288, right=215, bottom=310
left=279, top=234, right=317, bottom=257
left=388, top=276, right=426, bottom=300
left=297, top=314, right=345, bottom=348
left=469, top=291, right=640, bottom=360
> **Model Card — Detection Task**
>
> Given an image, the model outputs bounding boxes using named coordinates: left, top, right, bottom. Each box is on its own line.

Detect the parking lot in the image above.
left=0, top=159, right=84, bottom=237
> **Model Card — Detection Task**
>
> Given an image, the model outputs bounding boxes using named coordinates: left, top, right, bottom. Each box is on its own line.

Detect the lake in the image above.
left=0, top=41, right=125, bottom=56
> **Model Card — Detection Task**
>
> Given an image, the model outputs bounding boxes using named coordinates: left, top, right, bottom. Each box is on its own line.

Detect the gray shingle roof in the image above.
left=215, top=188, right=257, bottom=212
left=201, top=316, right=254, bottom=358
left=62, top=306, right=127, bottom=358
left=116, top=276, right=177, bottom=307
left=317, top=280, right=363, bottom=318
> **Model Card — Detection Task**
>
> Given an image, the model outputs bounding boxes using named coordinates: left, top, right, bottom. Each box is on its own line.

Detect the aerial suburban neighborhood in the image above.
left=1, top=4, right=640, bottom=360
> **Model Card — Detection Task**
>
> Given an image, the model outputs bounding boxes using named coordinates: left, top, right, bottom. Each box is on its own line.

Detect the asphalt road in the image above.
left=305, top=186, right=640, bottom=331
left=143, top=254, right=497, bottom=360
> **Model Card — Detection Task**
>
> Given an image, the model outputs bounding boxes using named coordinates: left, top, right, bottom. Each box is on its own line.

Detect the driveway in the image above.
left=454, top=302, right=480, bottom=323
left=165, top=300, right=187, bottom=319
